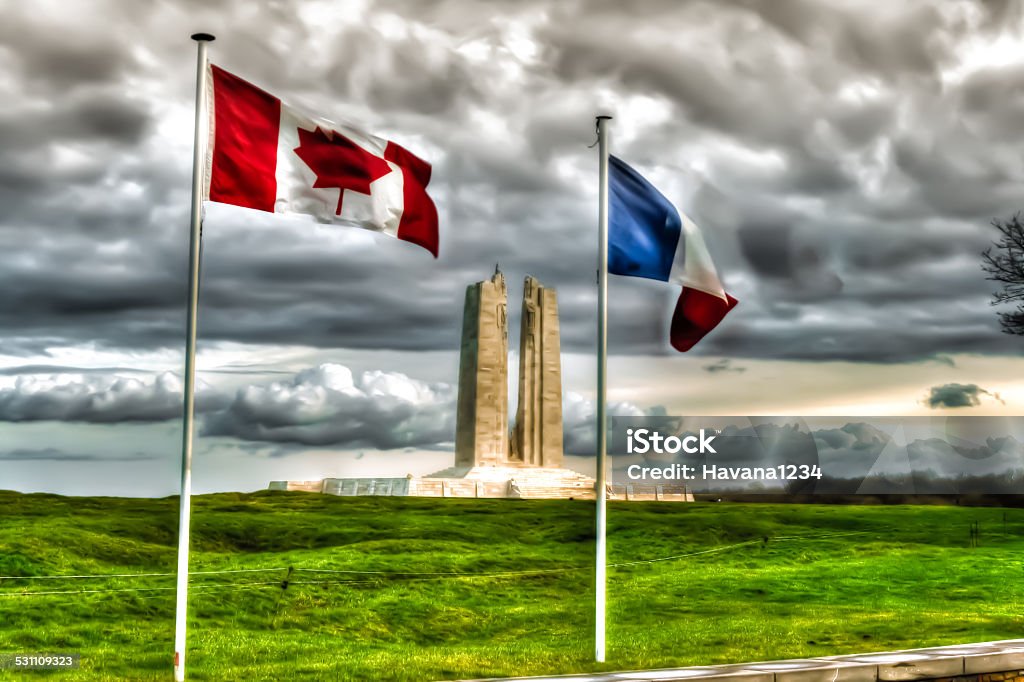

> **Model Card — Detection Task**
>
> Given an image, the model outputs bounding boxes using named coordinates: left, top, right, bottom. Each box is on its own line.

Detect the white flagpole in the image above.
left=594, top=114, right=612, bottom=663
left=174, top=32, right=214, bottom=682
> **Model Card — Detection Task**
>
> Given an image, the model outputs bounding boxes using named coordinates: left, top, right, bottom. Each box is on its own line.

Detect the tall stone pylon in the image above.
left=454, top=266, right=509, bottom=467
left=511, top=276, right=564, bottom=467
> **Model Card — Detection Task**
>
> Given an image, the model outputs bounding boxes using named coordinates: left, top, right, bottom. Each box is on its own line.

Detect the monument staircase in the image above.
left=423, top=465, right=597, bottom=499
left=503, top=468, right=596, bottom=499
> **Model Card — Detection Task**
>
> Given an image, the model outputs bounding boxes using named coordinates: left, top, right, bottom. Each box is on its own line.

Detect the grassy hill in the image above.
left=1, top=491, right=1023, bottom=681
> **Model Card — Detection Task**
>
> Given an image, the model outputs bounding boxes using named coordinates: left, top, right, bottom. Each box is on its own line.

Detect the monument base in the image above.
left=269, top=466, right=693, bottom=501
left=425, top=465, right=596, bottom=499
left=270, top=465, right=596, bottom=500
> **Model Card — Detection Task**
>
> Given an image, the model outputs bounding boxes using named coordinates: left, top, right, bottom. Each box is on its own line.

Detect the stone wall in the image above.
left=467, top=639, right=1024, bottom=682
left=267, top=480, right=322, bottom=492
left=321, top=478, right=410, bottom=496
left=610, top=484, right=694, bottom=502
left=938, top=673, right=1024, bottom=682
left=274, top=476, right=596, bottom=499
left=270, top=476, right=701, bottom=502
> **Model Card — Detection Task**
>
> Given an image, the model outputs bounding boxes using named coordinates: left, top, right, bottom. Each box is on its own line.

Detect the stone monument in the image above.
left=270, top=269, right=690, bottom=500
left=510, top=276, right=563, bottom=467
left=454, top=268, right=565, bottom=468
left=426, top=267, right=597, bottom=496
left=454, top=266, right=509, bottom=467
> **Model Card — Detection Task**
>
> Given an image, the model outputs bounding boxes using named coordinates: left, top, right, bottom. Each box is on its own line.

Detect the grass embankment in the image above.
left=0, top=491, right=1022, bottom=681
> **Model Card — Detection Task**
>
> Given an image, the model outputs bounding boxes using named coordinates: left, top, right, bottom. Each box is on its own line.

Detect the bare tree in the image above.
left=982, top=213, right=1024, bottom=335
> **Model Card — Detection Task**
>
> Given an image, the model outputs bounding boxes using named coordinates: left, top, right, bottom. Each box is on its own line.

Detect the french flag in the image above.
left=608, top=156, right=737, bottom=351
left=204, top=65, right=439, bottom=257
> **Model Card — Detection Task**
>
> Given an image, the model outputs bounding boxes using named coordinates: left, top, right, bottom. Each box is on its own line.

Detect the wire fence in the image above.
left=0, top=530, right=874, bottom=598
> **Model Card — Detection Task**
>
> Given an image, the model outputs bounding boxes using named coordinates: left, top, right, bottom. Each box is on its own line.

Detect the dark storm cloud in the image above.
left=734, top=220, right=844, bottom=301
left=842, top=222, right=989, bottom=271
left=0, top=91, right=149, bottom=151
left=0, top=11, right=138, bottom=93
left=925, top=383, right=1003, bottom=409
left=0, top=365, right=145, bottom=375
left=1, top=0, right=1023, bottom=362
left=538, top=1, right=956, bottom=148
left=814, top=424, right=882, bottom=451
left=738, top=223, right=796, bottom=279
left=0, top=448, right=157, bottom=462
left=903, top=435, right=1024, bottom=489
left=348, top=30, right=482, bottom=116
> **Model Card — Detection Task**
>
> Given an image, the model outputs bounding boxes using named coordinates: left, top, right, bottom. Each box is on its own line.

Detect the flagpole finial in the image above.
left=191, top=33, right=215, bottom=42
left=589, top=116, right=613, bottom=148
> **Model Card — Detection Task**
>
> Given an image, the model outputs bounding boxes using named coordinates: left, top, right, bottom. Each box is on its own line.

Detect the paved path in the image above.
left=460, top=639, right=1024, bottom=682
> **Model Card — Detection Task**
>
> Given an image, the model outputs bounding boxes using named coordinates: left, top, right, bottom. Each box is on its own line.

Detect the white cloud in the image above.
left=203, top=363, right=457, bottom=448
left=562, top=391, right=658, bottom=456
left=0, top=371, right=225, bottom=423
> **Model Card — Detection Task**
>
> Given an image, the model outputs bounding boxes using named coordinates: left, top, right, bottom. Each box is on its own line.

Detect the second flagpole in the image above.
left=595, top=114, right=612, bottom=663
left=174, top=31, right=214, bottom=682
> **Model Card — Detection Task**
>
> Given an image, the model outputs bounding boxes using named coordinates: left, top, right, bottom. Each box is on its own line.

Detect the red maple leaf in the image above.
left=293, top=127, right=393, bottom=216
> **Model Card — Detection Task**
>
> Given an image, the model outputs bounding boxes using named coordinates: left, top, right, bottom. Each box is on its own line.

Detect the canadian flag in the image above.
left=204, top=65, right=439, bottom=257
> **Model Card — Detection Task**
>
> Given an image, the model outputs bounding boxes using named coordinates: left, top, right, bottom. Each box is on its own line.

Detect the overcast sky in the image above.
left=3, top=0, right=1024, bottom=496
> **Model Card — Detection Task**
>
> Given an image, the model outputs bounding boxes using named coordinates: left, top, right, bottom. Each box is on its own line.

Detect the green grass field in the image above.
left=1, top=491, right=1022, bottom=681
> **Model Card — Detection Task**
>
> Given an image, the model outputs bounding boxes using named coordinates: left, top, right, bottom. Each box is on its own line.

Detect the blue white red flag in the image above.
left=608, top=156, right=737, bottom=351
